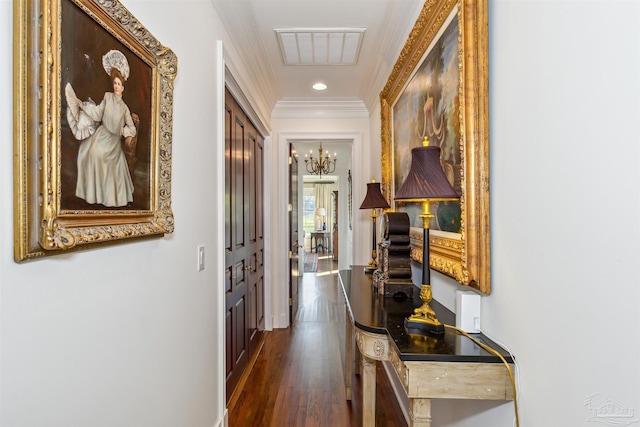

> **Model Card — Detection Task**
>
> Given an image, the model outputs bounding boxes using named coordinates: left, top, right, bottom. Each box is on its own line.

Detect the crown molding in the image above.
left=272, top=98, right=369, bottom=119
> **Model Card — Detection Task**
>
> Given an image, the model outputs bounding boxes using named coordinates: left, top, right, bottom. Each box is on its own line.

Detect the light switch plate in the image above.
left=197, top=245, right=205, bottom=271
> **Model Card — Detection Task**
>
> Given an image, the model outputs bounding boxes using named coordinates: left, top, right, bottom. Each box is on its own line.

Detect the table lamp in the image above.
left=315, top=207, right=326, bottom=230
left=395, top=137, right=459, bottom=335
left=359, top=180, right=390, bottom=274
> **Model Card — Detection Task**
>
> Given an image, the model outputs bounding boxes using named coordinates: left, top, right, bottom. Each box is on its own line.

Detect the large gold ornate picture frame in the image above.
left=14, top=0, right=177, bottom=261
left=380, top=0, right=490, bottom=293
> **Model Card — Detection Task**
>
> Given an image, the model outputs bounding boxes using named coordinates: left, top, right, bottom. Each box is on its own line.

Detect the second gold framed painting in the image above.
left=14, top=0, right=177, bottom=261
left=380, top=0, right=490, bottom=293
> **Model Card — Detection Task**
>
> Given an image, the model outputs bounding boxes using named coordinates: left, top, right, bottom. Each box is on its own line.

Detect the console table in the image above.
left=310, top=231, right=329, bottom=253
left=339, top=267, right=514, bottom=427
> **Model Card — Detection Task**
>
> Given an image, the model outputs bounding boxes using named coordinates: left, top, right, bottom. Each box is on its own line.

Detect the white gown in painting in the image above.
left=66, top=85, right=136, bottom=207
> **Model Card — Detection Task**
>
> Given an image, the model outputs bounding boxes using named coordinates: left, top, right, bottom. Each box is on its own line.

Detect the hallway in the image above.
left=227, top=255, right=406, bottom=426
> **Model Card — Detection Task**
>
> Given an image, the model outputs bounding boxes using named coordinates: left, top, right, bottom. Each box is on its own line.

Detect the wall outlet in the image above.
left=455, top=290, right=481, bottom=333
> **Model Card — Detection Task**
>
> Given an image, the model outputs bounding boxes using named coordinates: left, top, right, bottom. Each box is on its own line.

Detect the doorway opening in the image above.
left=292, top=141, right=353, bottom=272
left=285, top=139, right=354, bottom=329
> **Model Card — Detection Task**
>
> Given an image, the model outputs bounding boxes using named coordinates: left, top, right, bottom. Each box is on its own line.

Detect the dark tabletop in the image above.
left=339, top=267, right=514, bottom=363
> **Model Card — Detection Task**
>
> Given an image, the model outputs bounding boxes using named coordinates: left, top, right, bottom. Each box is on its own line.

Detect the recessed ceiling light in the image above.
left=313, top=82, right=327, bottom=91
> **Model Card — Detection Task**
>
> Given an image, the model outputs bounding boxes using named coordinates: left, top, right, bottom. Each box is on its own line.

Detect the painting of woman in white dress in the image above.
left=65, top=50, right=136, bottom=207
left=60, top=0, right=152, bottom=211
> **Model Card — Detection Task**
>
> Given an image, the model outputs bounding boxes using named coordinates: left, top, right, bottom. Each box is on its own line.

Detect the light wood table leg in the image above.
left=355, top=338, right=362, bottom=375
left=409, top=398, right=432, bottom=427
left=345, top=308, right=353, bottom=400
left=361, top=354, right=376, bottom=427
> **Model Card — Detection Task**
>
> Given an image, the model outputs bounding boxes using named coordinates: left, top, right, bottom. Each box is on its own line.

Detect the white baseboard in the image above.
left=217, top=408, right=228, bottom=427
left=272, top=312, right=290, bottom=329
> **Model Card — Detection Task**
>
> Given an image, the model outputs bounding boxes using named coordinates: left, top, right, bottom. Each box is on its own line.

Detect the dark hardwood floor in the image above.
left=228, top=255, right=407, bottom=426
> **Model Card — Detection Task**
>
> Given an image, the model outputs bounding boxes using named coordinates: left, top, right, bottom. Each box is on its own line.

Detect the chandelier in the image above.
left=304, top=143, right=337, bottom=177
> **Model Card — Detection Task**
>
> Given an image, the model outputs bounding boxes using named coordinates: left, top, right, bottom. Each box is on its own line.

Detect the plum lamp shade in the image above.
left=395, top=145, right=457, bottom=201
left=359, top=182, right=390, bottom=210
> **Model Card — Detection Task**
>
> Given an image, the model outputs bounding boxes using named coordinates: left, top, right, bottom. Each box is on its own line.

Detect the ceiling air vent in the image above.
left=275, top=27, right=365, bottom=66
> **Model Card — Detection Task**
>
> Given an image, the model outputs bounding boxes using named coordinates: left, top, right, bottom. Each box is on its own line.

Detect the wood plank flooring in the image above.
left=228, top=255, right=407, bottom=426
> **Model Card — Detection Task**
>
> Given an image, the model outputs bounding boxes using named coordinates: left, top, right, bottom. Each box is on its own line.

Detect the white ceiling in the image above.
left=211, top=0, right=425, bottom=115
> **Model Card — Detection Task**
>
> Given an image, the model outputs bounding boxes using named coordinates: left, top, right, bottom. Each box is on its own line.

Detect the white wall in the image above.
left=1, top=1, right=234, bottom=425
left=428, top=1, right=640, bottom=426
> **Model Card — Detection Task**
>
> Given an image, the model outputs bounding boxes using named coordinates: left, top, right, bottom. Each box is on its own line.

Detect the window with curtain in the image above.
left=303, top=185, right=316, bottom=234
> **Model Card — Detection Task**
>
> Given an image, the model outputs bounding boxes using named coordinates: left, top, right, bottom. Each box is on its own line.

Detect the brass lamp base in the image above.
left=404, top=284, right=445, bottom=335
left=405, top=316, right=444, bottom=335
left=364, top=260, right=377, bottom=274
left=364, top=249, right=378, bottom=274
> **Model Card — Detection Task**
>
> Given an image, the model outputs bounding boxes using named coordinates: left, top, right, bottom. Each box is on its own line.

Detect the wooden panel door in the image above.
left=224, top=89, right=264, bottom=402
left=247, top=127, right=264, bottom=356
left=225, top=93, right=249, bottom=401
left=333, top=190, right=339, bottom=261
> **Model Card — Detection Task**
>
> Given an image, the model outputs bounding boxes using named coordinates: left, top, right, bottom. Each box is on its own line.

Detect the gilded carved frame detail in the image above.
left=380, top=0, right=490, bottom=293
left=14, top=0, right=177, bottom=261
